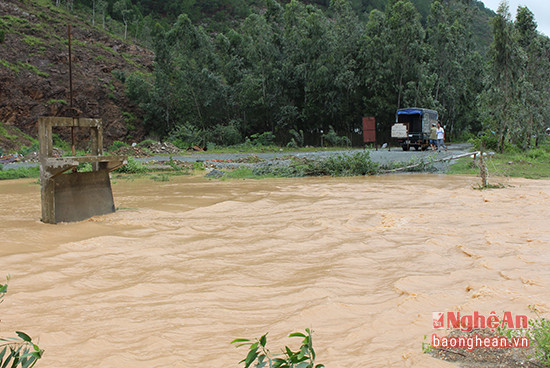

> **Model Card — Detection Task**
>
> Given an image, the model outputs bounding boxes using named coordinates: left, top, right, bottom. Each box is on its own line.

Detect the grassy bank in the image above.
left=0, top=165, right=39, bottom=180
left=448, top=145, right=550, bottom=179
left=3, top=144, right=550, bottom=182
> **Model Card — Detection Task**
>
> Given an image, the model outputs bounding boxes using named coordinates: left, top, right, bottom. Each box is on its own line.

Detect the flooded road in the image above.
left=1, top=175, right=549, bottom=367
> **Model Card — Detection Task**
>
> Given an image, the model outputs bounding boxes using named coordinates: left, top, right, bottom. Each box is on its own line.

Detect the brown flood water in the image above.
left=1, top=174, right=550, bottom=367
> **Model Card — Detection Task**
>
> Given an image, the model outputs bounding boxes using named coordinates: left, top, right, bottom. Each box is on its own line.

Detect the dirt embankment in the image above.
left=0, top=0, right=153, bottom=150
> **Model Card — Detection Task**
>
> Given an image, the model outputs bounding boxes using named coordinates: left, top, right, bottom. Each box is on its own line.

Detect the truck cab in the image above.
left=391, top=108, right=438, bottom=151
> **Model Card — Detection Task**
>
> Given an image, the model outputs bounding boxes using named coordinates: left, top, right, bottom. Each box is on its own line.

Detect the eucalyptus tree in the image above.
left=329, top=0, right=365, bottom=136
left=515, top=6, right=550, bottom=147
left=133, top=15, right=229, bottom=136
left=113, top=0, right=132, bottom=39
left=232, top=11, right=283, bottom=135
left=481, top=2, right=526, bottom=151
left=425, top=0, right=484, bottom=137
left=359, top=9, right=395, bottom=135
left=385, top=0, right=426, bottom=109
left=279, top=0, right=335, bottom=134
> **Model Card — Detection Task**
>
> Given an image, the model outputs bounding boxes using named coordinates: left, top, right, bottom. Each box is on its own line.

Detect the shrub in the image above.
left=109, top=140, right=129, bottom=152
left=289, top=129, right=304, bottom=147
left=468, top=130, right=499, bottom=151
left=287, top=138, right=298, bottom=148
left=209, top=123, right=242, bottom=146
left=52, top=133, right=70, bottom=151
left=527, top=148, right=550, bottom=160
left=0, top=30, right=5, bottom=44
left=232, top=328, right=324, bottom=368
left=168, top=123, right=207, bottom=147
left=112, top=69, right=126, bottom=83
left=193, top=161, right=205, bottom=171
left=321, top=151, right=379, bottom=176
left=18, top=142, right=39, bottom=156
left=0, top=167, right=40, bottom=180
left=125, top=72, right=150, bottom=104
left=322, top=126, right=351, bottom=147
left=253, top=151, right=379, bottom=177
left=249, top=131, right=275, bottom=146
left=122, top=112, right=136, bottom=131
left=115, top=156, right=146, bottom=174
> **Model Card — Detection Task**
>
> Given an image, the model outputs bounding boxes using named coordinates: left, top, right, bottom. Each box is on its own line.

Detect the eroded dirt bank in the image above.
left=0, top=175, right=549, bottom=367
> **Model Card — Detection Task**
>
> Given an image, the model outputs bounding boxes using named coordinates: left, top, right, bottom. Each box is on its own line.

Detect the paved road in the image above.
left=2, top=143, right=473, bottom=171
left=143, top=142, right=472, bottom=163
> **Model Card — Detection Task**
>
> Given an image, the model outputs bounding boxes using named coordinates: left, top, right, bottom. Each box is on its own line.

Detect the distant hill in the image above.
left=93, top=0, right=495, bottom=51
left=0, top=0, right=497, bottom=152
left=0, top=0, right=153, bottom=150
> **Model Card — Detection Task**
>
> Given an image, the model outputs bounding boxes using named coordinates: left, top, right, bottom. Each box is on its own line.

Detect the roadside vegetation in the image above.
left=448, top=140, right=550, bottom=179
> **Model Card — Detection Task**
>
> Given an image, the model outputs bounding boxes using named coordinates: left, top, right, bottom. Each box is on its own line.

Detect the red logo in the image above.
left=433, top=312, right=444, bottom=329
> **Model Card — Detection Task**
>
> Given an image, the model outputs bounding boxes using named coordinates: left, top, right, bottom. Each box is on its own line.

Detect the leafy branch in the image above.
left=0, top=276, right=44, bottom=368
left=232, top=328, right=324, bottom=368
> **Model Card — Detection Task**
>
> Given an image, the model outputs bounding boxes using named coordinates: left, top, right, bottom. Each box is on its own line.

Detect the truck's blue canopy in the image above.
left=397, top=109, right=423, bottom=116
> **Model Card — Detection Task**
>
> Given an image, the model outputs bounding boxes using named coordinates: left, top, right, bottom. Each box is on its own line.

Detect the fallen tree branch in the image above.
left=381, top=151, right=485, bottom=173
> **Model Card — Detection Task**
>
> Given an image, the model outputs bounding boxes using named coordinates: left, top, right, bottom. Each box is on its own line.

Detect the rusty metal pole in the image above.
left=68, top=24, right=76, bottom=158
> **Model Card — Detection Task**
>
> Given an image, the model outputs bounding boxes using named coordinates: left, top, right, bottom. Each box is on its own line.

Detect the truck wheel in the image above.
left=402, top=144, right=410, bottom=151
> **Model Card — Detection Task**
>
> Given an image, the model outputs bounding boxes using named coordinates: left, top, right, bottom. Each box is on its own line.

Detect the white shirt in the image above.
left=436, top=127, right=444, bottom=140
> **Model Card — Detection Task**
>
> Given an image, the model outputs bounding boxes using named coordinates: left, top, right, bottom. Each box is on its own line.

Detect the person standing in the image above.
left=436, top=122, right=447, bottom=151
left=429, top=123, right=437, bottom=151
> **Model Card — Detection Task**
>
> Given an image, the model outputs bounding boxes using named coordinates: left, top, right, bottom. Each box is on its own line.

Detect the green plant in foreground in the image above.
left=0, top=275, right=44, bottom=368
left=421, top=335, right=433, bottom=353
left=528, top=305, right=550, bottom=366
left=232, top=328, right=324, bottom=368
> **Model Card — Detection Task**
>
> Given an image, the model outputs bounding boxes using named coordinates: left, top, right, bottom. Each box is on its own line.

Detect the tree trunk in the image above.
left=396, top=72, right=403, bottom=109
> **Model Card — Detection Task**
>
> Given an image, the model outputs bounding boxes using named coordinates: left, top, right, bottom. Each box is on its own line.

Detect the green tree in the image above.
left=113, top=0, right=133, bottom=39
left=329, top=0, right=364, bottom=137
left=359, top=8, right=394, bottom=130
left=481, top=2, right=526, bottom=152
left=425, top=0, right=484, bottom=137
left=515, top=6, right=550, bottom=148
left=386, top=0, right=426, bottom=109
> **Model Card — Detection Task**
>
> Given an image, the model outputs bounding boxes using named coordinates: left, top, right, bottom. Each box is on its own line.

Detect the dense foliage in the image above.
left=55, top=0, right=550, bottom=150
left=0, top=276, right=44, bottom=368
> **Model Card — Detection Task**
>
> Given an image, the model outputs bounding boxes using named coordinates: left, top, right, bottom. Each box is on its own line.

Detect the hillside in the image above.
left=0, top=0, right=153, bottom=151
left=0, top=0, right=519, bottom=154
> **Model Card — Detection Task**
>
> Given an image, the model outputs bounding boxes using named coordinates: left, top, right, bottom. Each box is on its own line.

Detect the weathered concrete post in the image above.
left=38, top=117, right=127, bottom=224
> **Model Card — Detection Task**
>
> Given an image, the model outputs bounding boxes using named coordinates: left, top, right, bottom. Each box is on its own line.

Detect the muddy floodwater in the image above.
left=1, top=175, right=550, bottom=367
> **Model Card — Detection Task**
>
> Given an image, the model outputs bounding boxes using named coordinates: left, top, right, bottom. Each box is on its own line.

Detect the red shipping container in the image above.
left=362, top=117, right=376, bottom=143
